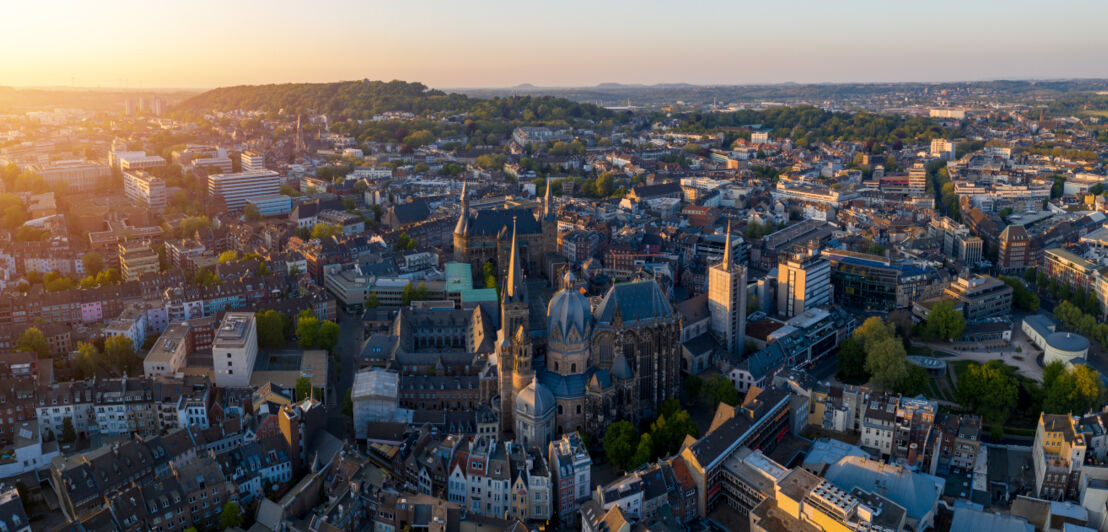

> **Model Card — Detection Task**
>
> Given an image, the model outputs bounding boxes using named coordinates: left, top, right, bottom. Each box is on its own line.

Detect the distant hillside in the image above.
left=175, top=80, right=619, bottom=124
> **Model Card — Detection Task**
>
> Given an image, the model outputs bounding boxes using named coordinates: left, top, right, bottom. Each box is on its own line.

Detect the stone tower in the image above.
left=452, top=181, right=469, bottom=263
left=708, top=220, right=747, bottom=356
left=542, top=180, right=558, bottom=260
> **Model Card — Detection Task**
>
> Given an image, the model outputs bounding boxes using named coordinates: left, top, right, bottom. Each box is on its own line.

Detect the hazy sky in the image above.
left=6, top=0, right=1108, bottom=89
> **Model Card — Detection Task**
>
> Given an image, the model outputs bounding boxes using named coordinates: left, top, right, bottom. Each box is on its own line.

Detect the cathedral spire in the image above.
left=721, top=219, right=733, bottom=271
left=454, top=181, right=469, bottom=236
left=506, top=217, right=525, bottom=302
left=543, top=178, right=553, bottom=220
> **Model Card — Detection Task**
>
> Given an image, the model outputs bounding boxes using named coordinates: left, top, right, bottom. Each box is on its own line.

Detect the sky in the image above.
left=5, top=0, right=1108, bottom=90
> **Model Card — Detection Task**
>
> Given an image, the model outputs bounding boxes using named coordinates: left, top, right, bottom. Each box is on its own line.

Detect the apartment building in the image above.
left=549, top=431, right=592, bottom=521
left=212, top=312, right=257, bottom=388
left=1042, top=247, right=1100, bottom=292
left=123, top=170, right=167, bottom=211
left=1033, top=413, right=1087, bottom=500
left=118, top=241, right=159, bottom=281
left=207, top=170, right=280, bottom=212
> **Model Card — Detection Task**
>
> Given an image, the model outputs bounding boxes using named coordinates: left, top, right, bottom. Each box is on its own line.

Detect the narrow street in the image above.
left=326, top=308, right=361, bottom=437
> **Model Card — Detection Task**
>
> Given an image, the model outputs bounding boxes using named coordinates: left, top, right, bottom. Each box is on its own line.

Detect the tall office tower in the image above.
left=708, top=222, right=747, bottom=356
left=777, top=242, right=832, bottom=318
left=241, top=150, right=266, bottom=172
left=908, top=162, right=928, bottom=195
left=207, top=170, right=280, bottom=212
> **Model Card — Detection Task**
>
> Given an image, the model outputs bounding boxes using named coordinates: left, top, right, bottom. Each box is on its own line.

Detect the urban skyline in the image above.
left=6, top=0, right=1108, bottom=89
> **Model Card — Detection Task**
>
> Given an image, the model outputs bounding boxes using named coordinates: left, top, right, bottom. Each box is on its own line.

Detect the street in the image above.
left=325, top=308, right=361, bottom=437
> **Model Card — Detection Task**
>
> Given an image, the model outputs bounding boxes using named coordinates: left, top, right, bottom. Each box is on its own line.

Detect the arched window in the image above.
left=576, top=405, right=582, bottom=414
left=557, top=405, right=563, bottom=415
left=571, top=363, right=577, bottom=373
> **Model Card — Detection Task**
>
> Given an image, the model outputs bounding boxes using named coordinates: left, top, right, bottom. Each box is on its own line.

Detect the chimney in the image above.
left=907, top=443, right=918, bottom=467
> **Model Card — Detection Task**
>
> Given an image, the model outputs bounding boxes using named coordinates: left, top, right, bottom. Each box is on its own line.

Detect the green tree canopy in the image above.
left=256, top=310, right=287, bottom=349
left=81, top=252, right=105, bottom=276
left=956, top=360, right=1019, bottom=425
left=922, top=300, right=966, bottom=341
left=219, top=502, right=244, bottom=530
left=16, top=327, right=50, bottom=358
left=297, top=310, right=320, bottom=349
left=603, top=420, right=639, bottom=471
left=318, top=321, right=340, bottom=353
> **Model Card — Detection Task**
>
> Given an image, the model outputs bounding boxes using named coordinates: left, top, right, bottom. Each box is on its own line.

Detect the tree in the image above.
left=318, top=321, right=340, bottom=353
left=1001, top=276, right=1040, bottom=311
left=956, top=361, right=1018, bottom=425
left=295, top=376, right=314, bottom=402
left=218, top=250, right=239, bottom=263
left=1043, top=363, right=1105, bottom=415
left=310, top=223, right=342, bottom=240
left=75, top=342, right=99, bottom=379
left=895, top=364, right=931, bottom=397
left=342, top=389, right=353, bottom=417
left=603, top=420, right=638, bottom=470
left=365, top=292, right=380, bottom=309
left=297, top=310, right=320, bottom=349
left=922, top=300, right=966, bottom=341
left=60, top=417, right=76, bottom=444
left=219, top=502, right=244, bottom=530
left=81, top=252, right=105, bottom=276
left=245, top=202, right=263, bottom=221
left=865, top=336, right=908, bottom=389
left=837, top=337, right=868, bottom=382
left=700, top=374, right=740, bottom=407
left=16, top=327, right=50, bottom=358
left=104, top=335, right=137, bottom=375
left=257, top=310, right=287, bottom=349
left=628, top=433, right=654, bottom=470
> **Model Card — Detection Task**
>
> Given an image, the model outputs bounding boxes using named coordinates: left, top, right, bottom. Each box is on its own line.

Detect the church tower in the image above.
left=708, top=221, right=747, bottom=356
left=452, top=181, right=469, bottom=263
left=541, top=180, right=558, bottom=260
left=498, top=220, right=532, bottom=434
left=501, top=218, right=529, bottom=336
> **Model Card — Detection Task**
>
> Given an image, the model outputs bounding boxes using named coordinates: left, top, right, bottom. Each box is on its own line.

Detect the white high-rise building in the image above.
left=241, top=151, right=265, bottom=172
left=123, top=170, right=167, bottom=211
left=207, top=170, right=280, bottom=212
left=708, top=222, right=747, bottom=356
left=212, top=312, right=257, bottom=388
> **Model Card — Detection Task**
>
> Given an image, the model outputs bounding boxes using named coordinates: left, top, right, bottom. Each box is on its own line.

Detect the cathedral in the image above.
left=495, top=215, right=682, bottom=448
left=453, top=181, right=558, bottom=278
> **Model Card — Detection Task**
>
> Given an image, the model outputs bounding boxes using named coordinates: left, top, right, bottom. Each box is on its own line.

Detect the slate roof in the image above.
left=391, top=201, right=431, bottom=225
left=466, top=208, right=542, bottom=237
left=596, top=280, right=674, bottom=325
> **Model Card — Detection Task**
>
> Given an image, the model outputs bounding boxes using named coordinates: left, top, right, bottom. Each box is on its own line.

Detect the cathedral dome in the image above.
left=547, top=287, right=593, bottom=342
left=515, top=379, right=555, bottom=419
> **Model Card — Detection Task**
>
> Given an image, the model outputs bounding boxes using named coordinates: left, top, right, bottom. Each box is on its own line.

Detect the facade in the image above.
left=118, top=241, right=159, bottom=281
left=776, top=243, right=831, bottom=319
left=708, top=223, right=747, bottom=355
left=908, top=162, right=928, bottom=194
left=123, top=170, right=167, bottom=212
left=1033, top=413, right=1086, bottom=500
left=212, top=312, right=257, bottom=388
left=549, top=432, right=592, bottom=521
left=241, top=151, right=265, bottom=172
left=207, top=170, right=281, bottom=212
left=1042, top=247, right=1099, bottom=293
left=998, top=224, right=1031, bottom=274
left=245, top=194, right=293, bottom=216
left=35, top=161, right=110, bottom=192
